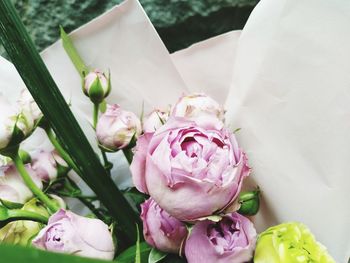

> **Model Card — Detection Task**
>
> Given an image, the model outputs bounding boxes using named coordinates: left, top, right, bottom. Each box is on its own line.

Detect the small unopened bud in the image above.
left=31, top=150, right=68, bottom=182
left=83, top=70, right=111, bottom=104
left=238, top=189, right=260, bottom=216
left=143, top=109, right=169, bottom=133
left=96, top=104, right=142, bottom=151
left=0, top=199, right=49, bottom=246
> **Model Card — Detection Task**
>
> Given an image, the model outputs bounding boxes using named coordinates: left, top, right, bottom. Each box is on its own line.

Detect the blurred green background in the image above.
left=1, top=0, right=258, bottom=56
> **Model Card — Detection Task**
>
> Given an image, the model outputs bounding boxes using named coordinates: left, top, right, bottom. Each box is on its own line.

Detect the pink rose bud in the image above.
left=172, top=93, right=225, bottom=122
left=17, top=89, right=43, bottom=125
left=32, top=209, right=115, bottom=260
left=31, top=150, right=68, bottom=182
left=96, top=104, right=142, bottom=151
left=0, top=164, right=43, bottom=204
left=130, top=117, right=250, bottom=221
left=143, top=109, right=169, bottom=133
left=83, top=69, right=111, bottom=103
left=141, top=198, right=188, bottom=253
left=185, top=213, right=257, bottom=263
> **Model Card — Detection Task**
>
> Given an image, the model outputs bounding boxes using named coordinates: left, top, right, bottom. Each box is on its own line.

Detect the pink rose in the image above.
left=96, top=104, right=142, bottom=151
left=31, top=150, right=67, bottom=182
left=185, top=213, right=257, bottom=263
left=143, top=109, right=169, bottom=133
left=130, top=117, right=250, bottom=221
left=32, top=209, right=115, bottom=260
left=141, top=198, right=188, bottom=253
left=172, top=93, right=225, bottom=121
left=0, top=164, right=42, bottom=204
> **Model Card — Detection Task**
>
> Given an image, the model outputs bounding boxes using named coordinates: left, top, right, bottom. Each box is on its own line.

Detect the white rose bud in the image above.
left=0, top=96, right=35, bottom=152
left=96, top=104, right=142, bottom=151
left=0, top=164, right=43, bottom=204
left=143, top=109, right=169, bottom=133
left=172, top=93, right=225, bottom=122
left=83, top=70, right=111, bottom=104
left=31, top=150, right=68, bottom=182
left=17, top=89, right=43, bottom=125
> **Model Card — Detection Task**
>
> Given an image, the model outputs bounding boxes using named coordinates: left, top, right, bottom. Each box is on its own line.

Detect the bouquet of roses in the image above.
left=0, top=0, right=346, bottom=262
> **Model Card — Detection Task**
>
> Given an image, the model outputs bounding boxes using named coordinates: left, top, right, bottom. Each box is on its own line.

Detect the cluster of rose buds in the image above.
left=131, top=93, right=257, bottom=262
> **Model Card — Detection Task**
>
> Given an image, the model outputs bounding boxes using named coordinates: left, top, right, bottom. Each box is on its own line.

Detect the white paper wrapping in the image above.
left=225, top=0, right=350, bottom=261
left=0, top=0, right=348, bottom=261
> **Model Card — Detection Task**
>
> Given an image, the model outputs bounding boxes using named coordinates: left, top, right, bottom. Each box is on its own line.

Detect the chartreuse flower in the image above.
left=254, top=222, right=335, bottom=263
left=0, top=199, right=49, bottom=246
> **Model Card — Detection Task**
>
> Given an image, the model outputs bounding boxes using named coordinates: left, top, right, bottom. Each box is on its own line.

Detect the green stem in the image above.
left=12, top=153, right=59, bottom=213
left=101, top=150, right=112, bottom=176
left=93, top=103, right=99, bottom=128
left=7, top=209, right=48, bottom=224
left=45, top=128, right=79, bottom=172
left=93, top=103, right=112, bottom=176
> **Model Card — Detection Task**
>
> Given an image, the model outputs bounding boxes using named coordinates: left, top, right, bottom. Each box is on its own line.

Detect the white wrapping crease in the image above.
left=0, top=0, right=349, bottom=261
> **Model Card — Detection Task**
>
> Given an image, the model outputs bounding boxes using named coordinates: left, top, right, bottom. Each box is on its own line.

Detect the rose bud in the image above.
left=0, top=96, right=35, bottom=152
left=17, top=89, right=43, bottom=126
left=0, top=164, right=43, bottom=204
left=96, top=104, right=142, bottom=151
left=254, top=222, right=336, bottom=263
left=172, top=93, right=225, bottom=122
left=32, top=209, right=115, bottom=260
left=0, top=199, right=49, bottom=246
left=31, top=150, right=68, bottom=182
left=83, top=69, right=111, bottom=104
left=143, top=109, right=169, bottom=133
left=237, top=189, right=260, bottom=216
left=130, top=117, right=250, bottom=221
left=141, top=198, right=188, bottom=253
left=185, top=212, right=257, bottom=263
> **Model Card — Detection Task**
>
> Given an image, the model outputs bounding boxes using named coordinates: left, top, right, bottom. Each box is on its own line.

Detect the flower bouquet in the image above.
left=0, top=0, right=348, bottom=262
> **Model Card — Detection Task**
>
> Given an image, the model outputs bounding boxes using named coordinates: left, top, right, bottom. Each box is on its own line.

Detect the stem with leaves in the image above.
left=0, top=0, right=139, bottom=246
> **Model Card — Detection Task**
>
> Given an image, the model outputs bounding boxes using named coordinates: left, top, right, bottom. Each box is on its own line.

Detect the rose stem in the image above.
left=12, top=152, right=59, bottom=213
left=6, top=209, right=48, bottom=224
left=92, top=103, right=112, bottom=176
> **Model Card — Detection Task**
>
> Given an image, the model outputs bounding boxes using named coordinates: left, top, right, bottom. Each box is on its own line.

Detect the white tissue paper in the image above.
left=225, top=0, right=350, bottom=261
left=0, top=0, right=348, bottom=261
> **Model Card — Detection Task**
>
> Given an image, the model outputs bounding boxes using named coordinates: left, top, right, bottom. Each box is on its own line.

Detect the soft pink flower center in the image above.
left=207, top=217, right=248, bottom=255
left=45, top=223, right=65, bottom=251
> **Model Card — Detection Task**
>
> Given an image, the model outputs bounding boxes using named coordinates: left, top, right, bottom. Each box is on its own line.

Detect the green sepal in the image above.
left=238, top=188, right=260, bottom=216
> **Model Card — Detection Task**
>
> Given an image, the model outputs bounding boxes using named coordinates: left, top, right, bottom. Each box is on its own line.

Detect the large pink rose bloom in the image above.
left=130, top=117, right=250, bottom=221
left=32, top=209, right=115, bottom=260
left=185, top=213, right=257, bottom=263
left=141, top=198, right=188, bottom=253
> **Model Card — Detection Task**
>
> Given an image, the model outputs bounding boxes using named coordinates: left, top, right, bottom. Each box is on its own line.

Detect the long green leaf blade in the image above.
left=60, top=26, right=89, bottom=77
left=0, top=0, right=139, bottom=246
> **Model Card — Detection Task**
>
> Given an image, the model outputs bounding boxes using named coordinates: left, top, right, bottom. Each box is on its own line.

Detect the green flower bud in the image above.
left=0, top=199, right=49, bottom=246
left=83, top=70, right=111, bottom=104
left=254, top=222, right=336, bottom=263
left=238, top=189, right=260, bottom=216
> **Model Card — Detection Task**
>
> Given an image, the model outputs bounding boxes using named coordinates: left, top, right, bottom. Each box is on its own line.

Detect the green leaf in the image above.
left=0, top=0, right=139, bottom=246
left=60, top=26, right=88, bottom=77
left=116, top=242, right=152, bottom=263
left=0, top=244, right=111, bottom=263
left=148, top=248, right=167, bottom=263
